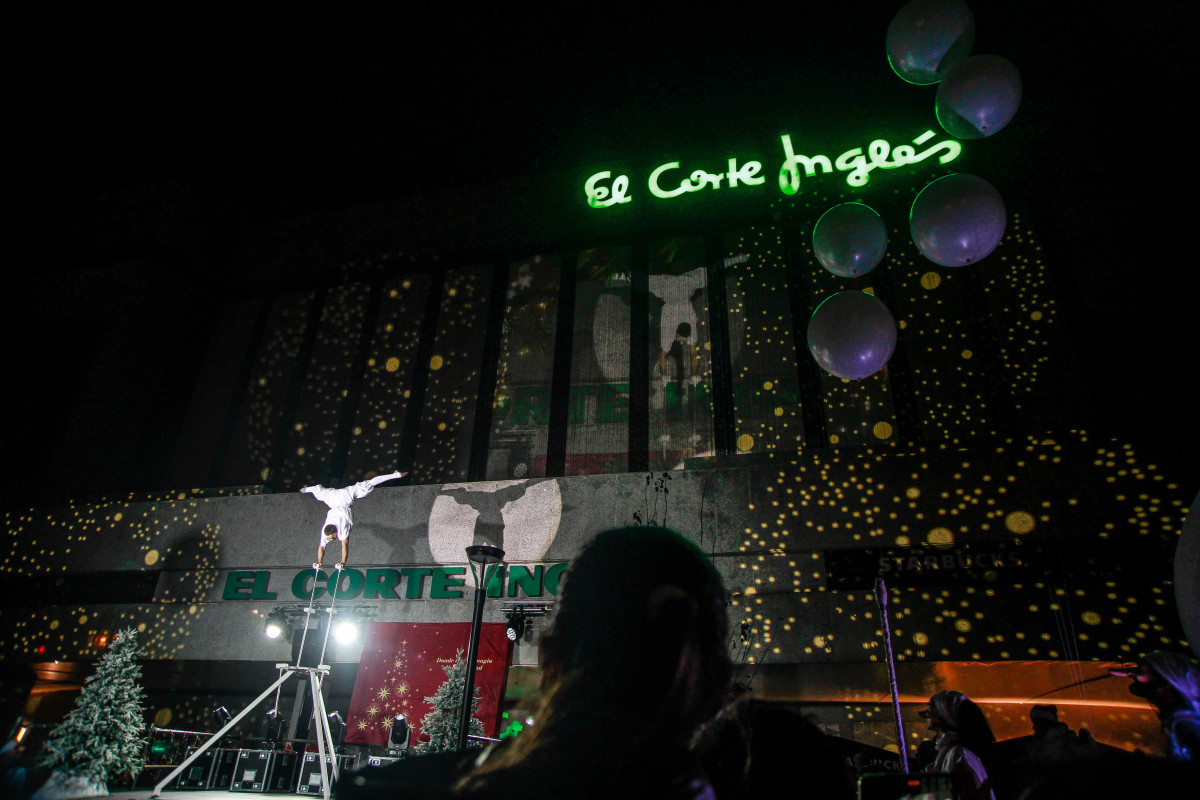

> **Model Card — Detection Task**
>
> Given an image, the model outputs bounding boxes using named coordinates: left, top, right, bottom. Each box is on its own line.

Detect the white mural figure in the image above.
left=427, top=479, right=562, bottom=568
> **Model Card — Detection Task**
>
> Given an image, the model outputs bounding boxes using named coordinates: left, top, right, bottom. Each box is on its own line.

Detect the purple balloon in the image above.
left=910, top=174, right=1006, bottom=267
left=937, top=55, right=1022, bottom=139
left=807, top=291, right=897, bottom=380
left=813, top=203, right=889, bottom=278
left=886, top=0, right=975, bottom=85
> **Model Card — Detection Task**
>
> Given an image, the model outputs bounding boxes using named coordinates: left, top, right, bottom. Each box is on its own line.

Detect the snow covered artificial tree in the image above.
left=415, top=648, right=485, bottom=754
left=34, top=628, right=147, bottom=799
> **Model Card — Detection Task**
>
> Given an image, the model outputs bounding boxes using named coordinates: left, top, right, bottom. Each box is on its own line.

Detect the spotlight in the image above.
left=333, top=619, right=359, bottom=644
left=265, top=709, right=287, bottom=745
left=505, top=611, right=525, bottom=642
left=388, top=714, right=411, bottom=755
left=327, top=711, right=346, bottom=748
left=264, top=611, right=287, bottom=640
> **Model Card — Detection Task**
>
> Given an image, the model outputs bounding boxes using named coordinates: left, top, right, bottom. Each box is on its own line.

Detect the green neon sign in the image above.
left=584, top=129, right=961, bottom=208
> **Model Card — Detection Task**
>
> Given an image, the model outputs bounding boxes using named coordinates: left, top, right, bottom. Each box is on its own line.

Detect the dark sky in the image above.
left=14, top=2, right=1200, bottom=485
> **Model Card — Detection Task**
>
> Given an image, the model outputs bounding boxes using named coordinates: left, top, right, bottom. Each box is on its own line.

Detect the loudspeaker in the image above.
left=295, top=752, right=358, bottom=795
left=171, top=747, right=238, bottom=790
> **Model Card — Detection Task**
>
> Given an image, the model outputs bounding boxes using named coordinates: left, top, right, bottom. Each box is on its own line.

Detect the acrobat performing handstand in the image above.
left=302, top=470, right=406, bottom=570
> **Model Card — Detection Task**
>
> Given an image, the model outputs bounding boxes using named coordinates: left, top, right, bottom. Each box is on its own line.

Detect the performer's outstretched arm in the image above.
left=337, top=538, right=349, bottom=570
left=313, top=543, right=326, bottom=570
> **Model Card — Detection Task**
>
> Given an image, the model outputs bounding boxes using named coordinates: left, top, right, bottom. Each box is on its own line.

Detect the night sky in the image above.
left=12, top=2, right=1199, bottom=489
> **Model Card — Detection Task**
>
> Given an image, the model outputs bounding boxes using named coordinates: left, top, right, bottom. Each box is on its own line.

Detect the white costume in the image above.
left=303, top=471, right=403, bottom=545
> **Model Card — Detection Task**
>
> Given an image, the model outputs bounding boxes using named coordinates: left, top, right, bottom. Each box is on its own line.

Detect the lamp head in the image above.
left=466, top=544, right=504, bottom=565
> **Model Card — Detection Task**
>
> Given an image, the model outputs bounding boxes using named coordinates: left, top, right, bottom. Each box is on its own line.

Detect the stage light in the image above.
left=505, top=611, right=525, bottom=642
left=388, top=714, right=411, bottom=754
left=264, top=611, right=287, bottom=640
left=333, top=618, right=359, bottom=644
left=328, top=711, right=346, bottom=747
left=265, top=708, right=286, bottom=745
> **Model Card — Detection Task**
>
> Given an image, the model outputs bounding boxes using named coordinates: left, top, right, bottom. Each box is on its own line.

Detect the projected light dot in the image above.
left=49, top=620, right=59, bottom=630
left=873, top=422, right=893, bottom=439
left=144, top=550, right=159, bottom=566
left=386, top=357, right=400, bottom=372
left=738, top=434, right=755, bottom=451
left=955, top=619, right=972, bottom=632
left=430, top=355, right=444, bottom=370
left=1005, top=511, right=1035, bottom=534
left=927, top=527, right=954, bottom=546
left=913, top=632, right=929, bottom=645
left=1081, top=611, right=1102, bottom=625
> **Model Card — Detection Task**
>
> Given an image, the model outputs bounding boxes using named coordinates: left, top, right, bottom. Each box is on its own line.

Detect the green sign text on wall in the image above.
left=584, top=130, right=962, bottom=208
left=221, top=563, right=569, bottom=602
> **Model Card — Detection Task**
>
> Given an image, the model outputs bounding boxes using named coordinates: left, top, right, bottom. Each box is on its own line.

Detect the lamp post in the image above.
left=457, top=544, right=504, bottom=752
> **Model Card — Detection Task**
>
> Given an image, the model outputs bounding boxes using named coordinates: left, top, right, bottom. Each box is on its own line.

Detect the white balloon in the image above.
left=886, top=0, right=976, bottom=85
left=910, top=174, right=1006, bottom=267
left=937, top=55, right=1023, bottom=139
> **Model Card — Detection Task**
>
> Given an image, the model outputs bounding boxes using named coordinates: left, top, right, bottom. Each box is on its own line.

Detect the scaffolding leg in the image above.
left=151, top=670, right=296, bottom=797
left=308, top=669, right=335, bottom=800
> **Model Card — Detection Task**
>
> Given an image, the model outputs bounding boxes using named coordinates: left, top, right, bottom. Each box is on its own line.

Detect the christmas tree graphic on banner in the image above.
left=345, top=622, right=509, bottom=746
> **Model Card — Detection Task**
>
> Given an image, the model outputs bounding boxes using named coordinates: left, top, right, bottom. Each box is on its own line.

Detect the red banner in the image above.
left=345, top=622, right=509, bottom=746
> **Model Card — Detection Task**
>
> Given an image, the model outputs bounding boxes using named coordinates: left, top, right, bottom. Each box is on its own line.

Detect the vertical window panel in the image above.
left=344, top=275, right=432, bottom=480
left=564, top=246, right=632, bottom=476
left=277, top=283, right=371, bottom=487
left=219, top=290, right=317, bottom=486
left=723, top=227, right=806, bottom=456
left=486, top=256, right=561, bottom=480
left=412, top=265, right=494, bottom=484
left=647, top=236, right=715, bottom=470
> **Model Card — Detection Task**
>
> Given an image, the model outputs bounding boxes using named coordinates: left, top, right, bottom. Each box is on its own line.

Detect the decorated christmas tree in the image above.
left=35, top=628, right=147, bottom=799
left=415, top=648, right=485, bottom=753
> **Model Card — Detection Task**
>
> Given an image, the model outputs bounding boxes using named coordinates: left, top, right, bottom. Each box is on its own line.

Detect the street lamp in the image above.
left=456, top=544, right=504, bottom=752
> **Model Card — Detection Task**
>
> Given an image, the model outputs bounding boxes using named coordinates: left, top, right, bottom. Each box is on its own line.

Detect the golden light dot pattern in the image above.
left=277, top=282, right=372, bottom=488
left=411, top=265, right=494, bottom=484
left=723, top=227, right=806, bottom=457
left=725, top=431, right=1190, bottom=665
left=219, top=291, right=317, bottom=486
left=344, top=273, right=431, bottom=480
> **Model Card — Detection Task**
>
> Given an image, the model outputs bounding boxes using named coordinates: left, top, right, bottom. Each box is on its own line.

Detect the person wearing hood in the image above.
left=919, top=690, right=997, bottom=800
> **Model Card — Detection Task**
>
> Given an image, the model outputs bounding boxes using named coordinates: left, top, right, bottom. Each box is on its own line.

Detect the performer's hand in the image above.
left=301, top=486, right=314, bottom=494
left=334, top=562, right=344, bottom=570
left=312, top=562, right=321, bottom=570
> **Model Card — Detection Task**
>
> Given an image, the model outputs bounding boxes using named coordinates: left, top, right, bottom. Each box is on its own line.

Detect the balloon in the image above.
left=807, top=291, right=897, bottom=380
left=936, top=55, right=1022, bottom=139
left=910, top=173, right=1006, bottom=267
left=886, top=0, right=975, bottom=85
left=1177, top=491, right=1200, bottom=661
left=813, top=203, right=889, bottom=278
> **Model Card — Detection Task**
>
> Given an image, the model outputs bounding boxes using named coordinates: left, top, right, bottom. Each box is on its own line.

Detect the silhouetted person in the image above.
left=700, top=698, right=854, bottom=800
left=340, top=526, right=733, bottom=799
